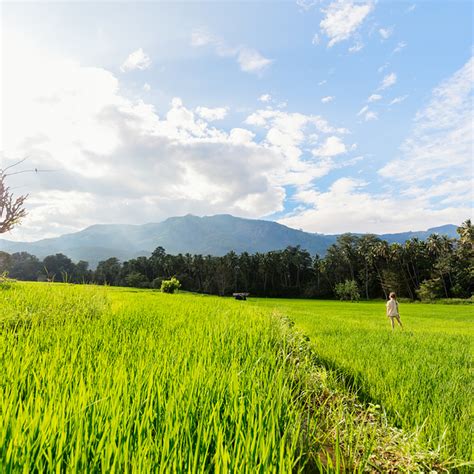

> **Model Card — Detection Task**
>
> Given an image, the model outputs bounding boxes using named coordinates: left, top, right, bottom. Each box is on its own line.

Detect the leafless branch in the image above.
left=0, top=159, right=30, bottom=234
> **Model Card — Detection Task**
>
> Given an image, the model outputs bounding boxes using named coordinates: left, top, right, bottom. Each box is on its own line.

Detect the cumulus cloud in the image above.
left=237, top=48, right=273, bottom=73
left=3, top=33, right=353, bottom=241
left=190, top=28, right=272, bottom=74
left=321, top=96, right=334, bottom=103
left=244, top=108, right=349, bottom=186
left=2, top=36, right=286, bottom=240
left=320, top=0, right=374, bottom=47
left=312, top=136, right=347, bottom=156
left=195, top=106, right=228, bottom=121
left=278, top=177, right=469, bottom=234
left=120, top=48, right=151, bottom=72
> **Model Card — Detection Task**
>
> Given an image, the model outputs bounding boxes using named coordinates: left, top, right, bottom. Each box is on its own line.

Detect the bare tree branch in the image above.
left=0, top=160, right=29, bottom=234
left=1, top=157, right=29, bottom=174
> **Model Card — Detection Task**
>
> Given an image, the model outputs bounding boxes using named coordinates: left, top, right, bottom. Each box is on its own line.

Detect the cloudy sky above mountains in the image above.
left=1, top=0, right=472, bottom=241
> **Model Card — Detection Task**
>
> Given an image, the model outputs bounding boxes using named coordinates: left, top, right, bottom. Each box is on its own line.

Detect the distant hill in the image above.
left=0, top=214, right=459, bottom=267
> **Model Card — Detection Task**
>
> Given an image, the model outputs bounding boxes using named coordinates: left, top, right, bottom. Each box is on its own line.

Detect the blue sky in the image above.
left=1, top=0, right=473, bottom=240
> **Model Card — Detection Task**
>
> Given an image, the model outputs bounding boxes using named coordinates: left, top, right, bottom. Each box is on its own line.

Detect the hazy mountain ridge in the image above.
left=0, top=214, right=459, bottom=267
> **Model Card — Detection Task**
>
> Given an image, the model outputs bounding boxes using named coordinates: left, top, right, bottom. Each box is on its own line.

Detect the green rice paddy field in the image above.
left=251, top=298, right=473, bottom=464
left=1, top=282, right=472, bottom=472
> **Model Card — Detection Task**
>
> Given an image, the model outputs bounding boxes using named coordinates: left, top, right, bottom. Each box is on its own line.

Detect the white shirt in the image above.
left=386, top=299, right=399, bottom=317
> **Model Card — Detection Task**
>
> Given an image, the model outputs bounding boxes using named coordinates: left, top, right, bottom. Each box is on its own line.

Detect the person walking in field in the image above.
left=386, top=292, right=403, bottom=330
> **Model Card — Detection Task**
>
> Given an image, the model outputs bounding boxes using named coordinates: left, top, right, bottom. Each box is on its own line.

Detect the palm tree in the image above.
left=457, top=219, right=474, bottom=250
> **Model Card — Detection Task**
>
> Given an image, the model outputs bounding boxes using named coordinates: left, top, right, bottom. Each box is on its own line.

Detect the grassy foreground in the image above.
left=0, top=282, right=467, bottom=471
left=252, top=298, right=473, bottom=464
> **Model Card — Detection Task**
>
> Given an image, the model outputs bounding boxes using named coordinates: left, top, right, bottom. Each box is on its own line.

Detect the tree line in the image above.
left=1, top=220, right=472, bottom=300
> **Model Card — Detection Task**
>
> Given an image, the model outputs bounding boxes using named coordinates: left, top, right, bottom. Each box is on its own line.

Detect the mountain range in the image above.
left=0, top=214, right=458, bottom=268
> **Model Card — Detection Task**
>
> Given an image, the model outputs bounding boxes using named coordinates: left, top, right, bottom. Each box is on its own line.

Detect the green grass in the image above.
left=0, top=282, right=467, bottom=471
left=1, top=284, right=306, bottom=471
left=251, top=298, right=474, bottom=464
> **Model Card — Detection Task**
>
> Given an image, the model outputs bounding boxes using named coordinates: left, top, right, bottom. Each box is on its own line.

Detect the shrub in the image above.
left=0, top=272, right=16, bottom=290
left=334, top=280, right=360, bottom=302
left=416, top=278, right=443, bottom=302
left=160, top=277, right=181, bottom=294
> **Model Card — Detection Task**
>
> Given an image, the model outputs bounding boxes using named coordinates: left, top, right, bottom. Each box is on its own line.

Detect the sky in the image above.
left=1, top=0, right=473, bottom=241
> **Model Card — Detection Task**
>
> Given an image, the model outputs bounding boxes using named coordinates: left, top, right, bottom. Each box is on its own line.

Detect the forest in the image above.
left=1, top=220, right=472, bottom=300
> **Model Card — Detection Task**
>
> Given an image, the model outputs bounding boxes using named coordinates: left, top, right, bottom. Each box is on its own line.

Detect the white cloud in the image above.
left=357, top=106, right=377, bottom=121
left=312, top=33, right=321, bottom=45
left=244, top=108, right=349, bottom=186
left=320, top=0, right=374, bottom=47
left=389, top=95, right=408, bottom=106
left=379, top=72, right=397, bottom=90
left=278, top=177, right=469, bottom=234
left=190, top=28, right=272, bottom=74
left=229, top=128, right=255, bottom=144
left=348, top=40, right=364, bottom=53
left=406, top=4, right=416, bottom=13
left=393, top=41, right=407, bottom=54
left=237, top=48, right=273, bottom=73
left=143, top=83, right=151, bottom=92
left=378, top=62, right=389, bottom=73
left=195, top=106, right=228, bottom=121
left=296, top=0, right=319, bottom=11
left=2, top=35, right=287, bottom=240
left=3, top=32, right=354, bottom=241
left=120, top=48, right=151, bottom=72
left=378, top=27, right=393, bottom=39
left=364, top=111, right=378, bottom=121
left=368, top=93, right=382, bottom=102
left=321, top=95, right=334, bottom=103
left=318, top=80, right=327, bottom=86
left=259, top=94, right=272, bottom=103
left=190, top=28, right=215, bottom=47
left=313, top=136, right=347, bottom=156
left=379, top=56, right=474, bottom=209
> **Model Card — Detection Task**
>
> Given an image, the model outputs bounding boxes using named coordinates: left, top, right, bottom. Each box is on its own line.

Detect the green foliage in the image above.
left=124, top=271, right=150, bottom=288
left=0, top=271, right=15, bottom=290
left=416, top=278, right=443, bottom=301
left=2, top=219, right=473, bottom=299
left=334, top=279, right=360, bottom=301
left=160, top=276, right=181, bottom=293
left=254, top=298, right=473, bottom=463
left=95, top=257, right=122, bottom=285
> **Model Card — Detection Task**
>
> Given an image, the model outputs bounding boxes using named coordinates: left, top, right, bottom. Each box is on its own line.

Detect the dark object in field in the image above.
left=233, top=292, right=249, bottom=301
